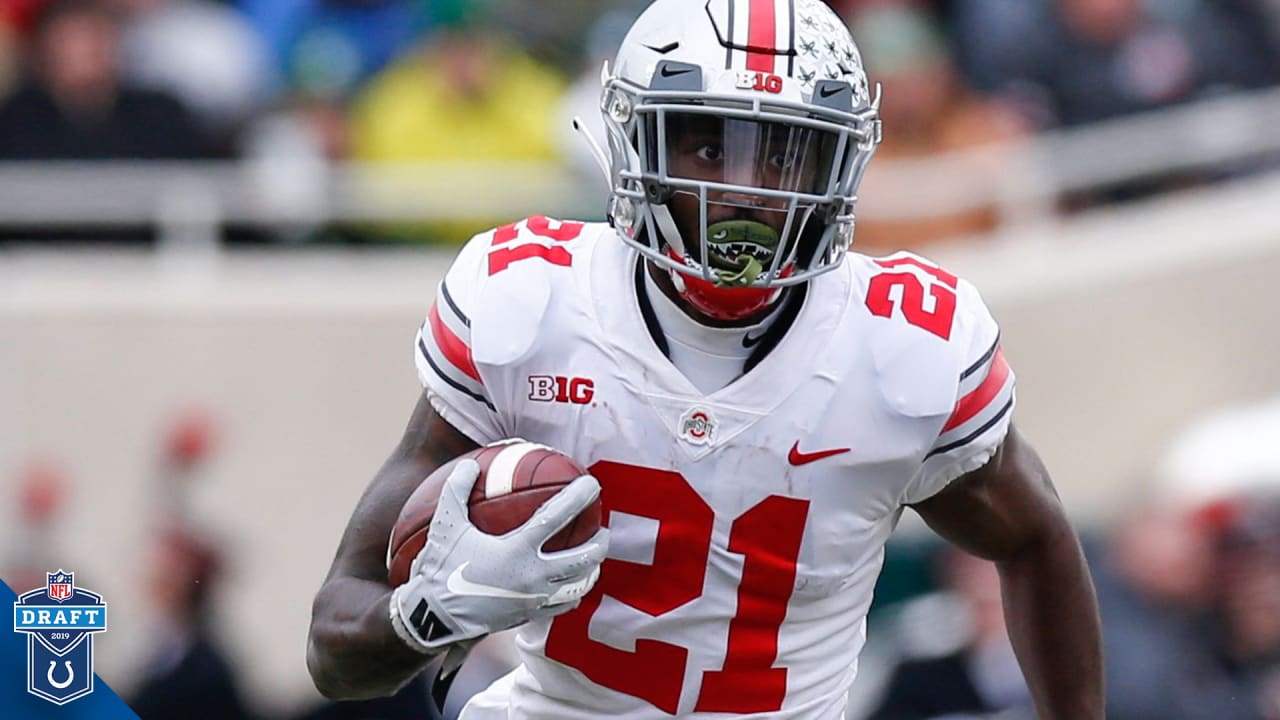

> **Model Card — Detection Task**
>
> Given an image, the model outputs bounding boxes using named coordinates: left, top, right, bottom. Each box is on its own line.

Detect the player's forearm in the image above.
left=307, top=574, right=435, bottom=699
left=997, top=519, right=1104, bottom=720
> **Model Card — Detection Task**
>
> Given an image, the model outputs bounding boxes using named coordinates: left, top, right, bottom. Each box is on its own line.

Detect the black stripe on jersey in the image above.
left=744, top=282, right=807, bottom=373
left=634, top=258, right=672, bottom=358
left=440, top=280, right=470, bottom=328
left=960, top=333, right=1000, bottom=380
left=418, top=336, right=495, bottom=411
left=923, top=398, right=1013, bottom=460
left=633, top=255, right=808, bottom=374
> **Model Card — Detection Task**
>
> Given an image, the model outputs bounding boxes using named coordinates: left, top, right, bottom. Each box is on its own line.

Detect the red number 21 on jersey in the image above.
left=864, top=255, right=959, bottom=340
left=545, top=461, right=809, bottom=715
left=487, top=215, right=584, bottom=276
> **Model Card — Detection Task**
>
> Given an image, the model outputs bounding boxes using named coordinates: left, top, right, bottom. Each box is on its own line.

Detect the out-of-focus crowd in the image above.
left=862, top=490, right=1280, bottom=720
left=3, top=411, right=445, bottom=720
left=0, top=0, right=1278, bottom=247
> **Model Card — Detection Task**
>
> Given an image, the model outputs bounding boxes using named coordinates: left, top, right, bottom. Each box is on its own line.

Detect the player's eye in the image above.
left=694, top=144, right=724, bottom=162
left=768, top=150, right=794, bottom=170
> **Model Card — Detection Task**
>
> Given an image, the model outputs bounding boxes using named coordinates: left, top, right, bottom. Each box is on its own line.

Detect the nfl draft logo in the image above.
left=679, top=407, right=717, bottom=445
left=11, top=570, right=108, bottom=705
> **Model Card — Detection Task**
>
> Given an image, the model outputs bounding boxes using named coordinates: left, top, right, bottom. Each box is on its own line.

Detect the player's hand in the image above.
left=388, top=459, right=609, bottom=653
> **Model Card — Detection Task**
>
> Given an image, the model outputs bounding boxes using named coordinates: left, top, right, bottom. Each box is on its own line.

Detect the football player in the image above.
left=307, top=1, right=1104, bottom=718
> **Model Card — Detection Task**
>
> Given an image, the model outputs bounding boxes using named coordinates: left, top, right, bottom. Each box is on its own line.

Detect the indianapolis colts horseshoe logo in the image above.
left=47, top=660, right=75, bottom=689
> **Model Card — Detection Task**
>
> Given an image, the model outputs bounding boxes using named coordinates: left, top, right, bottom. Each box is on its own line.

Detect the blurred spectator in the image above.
left=851, top=6, right=1028, bottom=253
left=867, top=549, right=1031, bottom=720
left=0, top=2, right=24, bottom=95
left=109, top=0, right=276, bottom=151
left=236, top=0, right=438, bottom=100
left=127, top=521, right=257, bottom=720
left=485, top=0, right=647, bottom=72
left=349, top=18, right=567, bottom=242
left=1, top=459, right=70, bottom=596
left=0, top=0, right=45, bottom=34
left=351, top=22, right=564, bottom=165
left=1011, top=0, right=1280, bottom=128
left=949, top=0, right=1057, bottom=104
left=1094, top=400, right=1280, bottom=718
left=1093, top=499, right=1218, bottom=720
left=240, top=94, right=358, bottom=244
left=1094, top=489, right=1280, bottom=720
left=0, top=0, right=208, bottom=160
left=1198, top=496, right=1280, bottom=719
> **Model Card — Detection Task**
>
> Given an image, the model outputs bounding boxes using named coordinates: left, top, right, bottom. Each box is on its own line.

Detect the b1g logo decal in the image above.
left=528, top=375, right=595, bottom=404
left=679, top=407, right=717, bottom=445
left=12, top=570, right=107, bottom=705
left=735, top=70, right=783, bottom=94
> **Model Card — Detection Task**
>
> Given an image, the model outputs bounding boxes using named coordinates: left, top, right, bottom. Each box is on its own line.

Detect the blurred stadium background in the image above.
left=1, top=0, right=1279, bottom=718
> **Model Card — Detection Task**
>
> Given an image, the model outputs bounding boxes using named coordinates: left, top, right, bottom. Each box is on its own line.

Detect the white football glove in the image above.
left=389, top=459, right=609, bottom=655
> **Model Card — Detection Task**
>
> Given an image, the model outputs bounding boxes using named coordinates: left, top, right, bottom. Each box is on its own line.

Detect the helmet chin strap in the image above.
left=651, top=202, right=688, bottom=259
left=670, top=268, right=687, bottom=294
left=648, top=201, right=691, bottom=291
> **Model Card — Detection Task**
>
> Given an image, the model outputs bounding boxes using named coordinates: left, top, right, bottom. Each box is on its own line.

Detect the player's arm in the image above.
left=307, top=389, right=479, bottom=699
left=909, top=424, right=1104, bottom=720
left=309, top=228, right=608, bottom=699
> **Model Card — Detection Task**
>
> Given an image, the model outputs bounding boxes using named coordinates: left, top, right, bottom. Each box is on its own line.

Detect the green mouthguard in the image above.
left=705, top=220, right=779, bottom=287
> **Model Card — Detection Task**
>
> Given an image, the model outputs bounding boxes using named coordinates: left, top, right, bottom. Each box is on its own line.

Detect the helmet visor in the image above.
left=646, top=111, right=843, bottom=197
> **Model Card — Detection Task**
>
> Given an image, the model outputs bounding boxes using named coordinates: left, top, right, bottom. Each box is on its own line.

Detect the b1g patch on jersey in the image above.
left=679, top=407, right=718, bottom=445
left=527, top=375, right=595, bottom=405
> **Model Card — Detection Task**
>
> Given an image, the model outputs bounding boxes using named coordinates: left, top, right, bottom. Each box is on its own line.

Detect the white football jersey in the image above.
left=414, top=217, right=1015, bottom=720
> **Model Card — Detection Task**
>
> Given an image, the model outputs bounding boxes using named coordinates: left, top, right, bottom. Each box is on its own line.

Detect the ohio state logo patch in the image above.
left=679, top=407, right=717, bottom=445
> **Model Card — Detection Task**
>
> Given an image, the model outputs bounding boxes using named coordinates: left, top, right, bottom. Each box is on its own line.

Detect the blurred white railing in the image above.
left=855, top=84, right=1280, bottom=224
left=0, top=85, right=1278, bottom=247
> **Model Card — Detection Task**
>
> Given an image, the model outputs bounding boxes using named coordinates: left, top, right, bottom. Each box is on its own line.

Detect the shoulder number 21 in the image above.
left=487, top=215, right=584, bottom=276
left=864, top=256, right=959, bottom=340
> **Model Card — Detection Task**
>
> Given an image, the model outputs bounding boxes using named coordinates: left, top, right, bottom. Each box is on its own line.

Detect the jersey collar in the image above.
left=633, top=258, right=808, bottom=374
left=590, top=235, right=851, bottom=420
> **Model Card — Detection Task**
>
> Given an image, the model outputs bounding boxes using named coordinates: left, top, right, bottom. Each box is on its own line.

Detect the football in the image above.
left=386, top=440, right=601, bottom=586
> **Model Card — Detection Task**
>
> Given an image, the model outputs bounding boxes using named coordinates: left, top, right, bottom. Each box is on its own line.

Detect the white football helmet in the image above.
left=595, top=0, right=881, bottom=319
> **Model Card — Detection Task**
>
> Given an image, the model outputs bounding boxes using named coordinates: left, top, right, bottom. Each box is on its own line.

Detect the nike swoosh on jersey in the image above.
left=446, top=562, right=544, bottom=600
left=788, top=441, right=850, bottom=465
left=742, top=329, right=767, bottom=348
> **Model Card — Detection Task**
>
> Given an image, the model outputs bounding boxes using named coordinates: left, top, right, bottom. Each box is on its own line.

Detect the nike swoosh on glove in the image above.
left=389, top=459, right=609, bottom=654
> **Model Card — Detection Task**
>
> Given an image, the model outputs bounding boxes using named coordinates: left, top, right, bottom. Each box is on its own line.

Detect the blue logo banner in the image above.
left=14, top=606, right=108, bottom=633
left=2, top=577, right=139, bottom=719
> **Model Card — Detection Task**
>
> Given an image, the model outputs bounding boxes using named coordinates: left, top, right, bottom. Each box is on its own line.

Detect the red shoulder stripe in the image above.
left=428, top=302, right=481, bottom=383
left=942, top=347, right=1010, bottom=433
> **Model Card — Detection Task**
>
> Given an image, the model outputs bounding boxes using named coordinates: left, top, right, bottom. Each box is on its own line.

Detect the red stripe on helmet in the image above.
left=746, top=0, right=777, bottom=73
